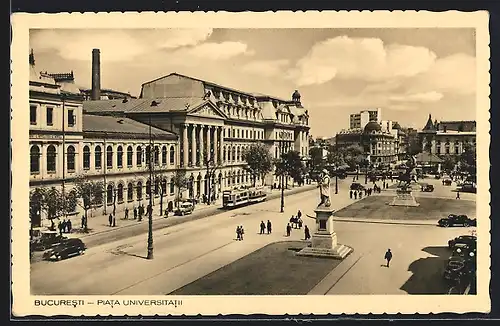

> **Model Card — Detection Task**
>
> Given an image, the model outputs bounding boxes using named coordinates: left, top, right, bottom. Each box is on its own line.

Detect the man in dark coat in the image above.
left=109, top=214, right=113, bottom=227
left=133, top=207, right=138, bottom=220
left=384, top=249, right=393, bottom=267
left=286, top=223, right=292, bottom=237
left=304, top=225, right=311, bottom=240
left=349, top=190, right=353, bottom=199
left=260, top=221, right=266, bottom=234
left=124, top=207, right=129, bottom=220
left=267, top=220, right=272, bottom=234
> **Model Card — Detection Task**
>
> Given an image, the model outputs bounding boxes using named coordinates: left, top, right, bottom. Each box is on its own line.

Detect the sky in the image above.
left=30, top=28, right=476, bottom=138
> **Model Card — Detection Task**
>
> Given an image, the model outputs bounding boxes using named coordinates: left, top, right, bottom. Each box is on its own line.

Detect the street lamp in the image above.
left=278, top=131, right=287, bottom=213
left=146, top=115, right=154, bottom=260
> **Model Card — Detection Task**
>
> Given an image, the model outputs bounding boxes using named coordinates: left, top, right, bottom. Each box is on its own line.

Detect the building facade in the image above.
left=349, top=108, right=382, bottom=130
left=418, top=114, right=476, bottom=156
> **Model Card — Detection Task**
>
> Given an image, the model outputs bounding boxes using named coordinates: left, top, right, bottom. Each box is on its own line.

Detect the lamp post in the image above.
left=146, top=115, right=154, bottom=260
left=278, top=131, right=287, bottom=213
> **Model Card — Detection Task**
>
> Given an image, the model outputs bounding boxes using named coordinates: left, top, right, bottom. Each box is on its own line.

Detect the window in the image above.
left=232, top=147, right=236, bottom=161
left=154, top=146, right=159, bottom=165
left=83, top=146, right=90, bottom=169
left=67, top=145, right=75, bottom=171
left=95, top=145, right=102, bottom=169
left=170, top=180, right=175, bottom=195
left=107, top=184, right=113, bottom=204
left=169, top=146, right=175, bottom=165
left=30, top=145, right=40, bottom=173
left=223, top=146, right=227, bottom=162
left=106, top=145, right=113, bottom=169
left=136, top=182, right=143, bottom=200
left=127, top=183, right=133, bottom=201
left=162, top=146, right=167, bottom=165
left=237, top=130, right=240, bottom=138
left=136, top=146, right=142, bottom=166
left=68, top=109, right=75, bottom=127
left=117, top=146, right=123, bottom=168
left=161, top=179, right=167, bottom=195
left=47, top=145, right=56, bottom=172
left=127, top=146, right=133, bottom=167
left=30, top=105, right=37, bottom=125
left=146, top=146, right=151, bottom=165
left=117, top=184, right=124, bottom=202
left=46, top=107, right=53, bottom=126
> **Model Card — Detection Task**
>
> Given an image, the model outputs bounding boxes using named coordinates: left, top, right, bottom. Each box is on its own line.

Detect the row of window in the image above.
left=224, top=128, right=264, bottom=140
left=30, top=105, right=76, bottom=127
left=30, top=144, right=176, bottom=174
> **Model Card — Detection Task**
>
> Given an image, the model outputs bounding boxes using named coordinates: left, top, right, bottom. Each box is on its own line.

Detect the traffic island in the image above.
left=169, top=241, right=343, bottom=295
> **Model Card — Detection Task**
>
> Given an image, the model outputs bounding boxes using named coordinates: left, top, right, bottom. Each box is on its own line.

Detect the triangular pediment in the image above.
left=187, top=100, right=228, bottom=119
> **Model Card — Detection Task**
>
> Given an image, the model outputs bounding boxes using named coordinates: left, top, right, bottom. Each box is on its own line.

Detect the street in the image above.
left=31, top=177, right=476, bottom=295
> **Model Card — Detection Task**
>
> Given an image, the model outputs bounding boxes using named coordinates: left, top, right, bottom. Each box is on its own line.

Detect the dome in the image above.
left=392, top=122, right=401, bottom=130
left=364, top=121, right=382, bottom=133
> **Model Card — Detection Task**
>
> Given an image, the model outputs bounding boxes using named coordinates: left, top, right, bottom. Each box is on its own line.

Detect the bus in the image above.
left=222, top=186, right=267, bottom=208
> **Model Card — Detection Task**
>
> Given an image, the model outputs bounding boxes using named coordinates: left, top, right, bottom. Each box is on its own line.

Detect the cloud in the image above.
left=240, top=59, right=290, bottom=77
left=174, top=41, right=253, bottom=60
left=390, top=91, right=444, bottom=103
left=288, top=36, right=437, bottom=86
left=30, top=29, right=214, bottom=62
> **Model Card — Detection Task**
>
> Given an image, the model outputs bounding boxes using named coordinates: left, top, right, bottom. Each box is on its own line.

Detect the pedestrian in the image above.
left=384, top=248, right=393, bottom=267
left=260, top=221, right=266, bottom=234
left=109, top=214, right=113, bottom=227
left=359, top=191, right=363, bottom=199
left=81, top=215, right=85, bottom=229
left=456, top=191, right=460, bottom=200
left=297, top=210, right=302, bottom=220
left=164, top=209, right=169, bottom=218
left=240, top=225, right=245, bottom=240
left=125, top=207, right=129, bottom=220
left=364, top=188, right=367, bottom=197
left=267, top=220, right=272, bottom=234
left=354, top=191, right=357, bottom=199
left=349, top=190, right=353, bottom=199
left=67, top=219, right=72, bottom=233
left=298, top=218, right=303, bottom=229
left=61, top=219, right=67, bottom=233
left=58, top=221, right=63, bottom=236
left=236, top=226, right=241, bottom=240
left=304, top=225, right=311, bottom=240
left=286, top=223, right=292, bottom=237
left=134, top=207, right=137, bottom=220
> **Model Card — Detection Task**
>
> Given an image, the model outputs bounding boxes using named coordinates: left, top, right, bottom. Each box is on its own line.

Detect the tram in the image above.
left=222, top=186, right=267, bottom=208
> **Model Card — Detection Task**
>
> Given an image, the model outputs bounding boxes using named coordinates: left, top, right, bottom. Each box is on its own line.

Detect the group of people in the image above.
left=236, top=225, right=245, bottom=240
left=259, top=220, right=273, bottom=234
left=57, top=218, right=72, bottom=235
left=286, top=221, right=310, bottom=240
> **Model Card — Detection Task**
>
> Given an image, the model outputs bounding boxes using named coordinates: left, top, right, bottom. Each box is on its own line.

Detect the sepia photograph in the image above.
left=11, top=11, right=490, bottom=316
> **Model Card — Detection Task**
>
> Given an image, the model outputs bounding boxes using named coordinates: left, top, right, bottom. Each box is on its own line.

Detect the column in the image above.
left=198, top=125, right=204, bottom=165
left=182, top=124, right=188, bottom=167
left=207, top=125, right=212, bottom=161
left=219, top=127, right=224, bottom=164
left=213, top=127, right=219, bottom=164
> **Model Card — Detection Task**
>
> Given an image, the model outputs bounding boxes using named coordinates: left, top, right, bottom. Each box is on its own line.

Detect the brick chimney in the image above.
left=91, top=48, right=101, bottom=100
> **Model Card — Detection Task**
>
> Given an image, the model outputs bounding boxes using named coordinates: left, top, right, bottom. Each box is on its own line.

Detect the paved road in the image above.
left=31, top=178, right=476, bottom=295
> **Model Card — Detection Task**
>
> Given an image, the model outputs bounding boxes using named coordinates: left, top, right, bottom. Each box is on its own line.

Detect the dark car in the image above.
left=443, top=246, right=477, bottom=284
left=448, top=235, right=477, bottom=249
left=461, top=183, right=477, bottom=193
left=30, top=230, right=67, bottom=251
left=421, top=184, right=434, bottom=192
left=350, top=183, right=365, bottom=191
left=43, top=238, right=86, bottom=261
left=438, top=214, right=477, bottom=227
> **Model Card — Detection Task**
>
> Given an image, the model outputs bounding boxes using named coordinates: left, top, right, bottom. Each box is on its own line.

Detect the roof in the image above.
left=392, top=122, right=401, bottom=130
left=415, top=152, right=443, bottom=163
left=364, top=121, right=382, bottom=133
left=83, top=114, right=177, bottom=139
left=83, top=99, right=147, bottom=113
left=423, top=114, right=436, bottom=131
left=46, top=71, right=75, bottom=82
left=126, top=97, right=207, bottom=113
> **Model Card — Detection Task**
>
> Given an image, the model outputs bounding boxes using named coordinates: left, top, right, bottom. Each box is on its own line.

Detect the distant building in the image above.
left=349, top=108, right=382, bottom=130
left=79, top=87, right=137, bottom=101
left=418, top=114, right=476, bottom=156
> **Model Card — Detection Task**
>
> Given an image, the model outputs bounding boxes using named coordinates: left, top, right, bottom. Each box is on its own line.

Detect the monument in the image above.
left=297, top=169, right=353, bottom=259
left=388, top=155, right=420, bottom=207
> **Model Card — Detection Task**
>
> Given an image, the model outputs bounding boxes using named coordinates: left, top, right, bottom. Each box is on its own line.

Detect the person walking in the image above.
left=297, top=210, right=302, bottom=220
left=286, top=223, right=292, bottom=237
left=58, top=221, right=63, bottom=236
left=124, top=207, right=129, bottom=220
left=354, top=191, right=357, bottom=200
left=236, top=226, right=241, bottom=240
left=81, top=215, right=85, bottom=229
left=359, top=191, right=363, bottom=199
left=384, top=248, right=393, bottom=267
left=133, top=207, right=137, bottom=220
left=239, top=225, right=245, bottom=240
left=67, top=219, right=72, bottom=233
left=456, top=191, right=461, bottom=200
left=349, top=190, right=353, bottom=199
left=260, top=221, right=266, bottom=234
left=304, top=225, right=311, bottom=240
left=108, top=214, right=113, bottom=227
left=267, top=220, right=272, bottom=234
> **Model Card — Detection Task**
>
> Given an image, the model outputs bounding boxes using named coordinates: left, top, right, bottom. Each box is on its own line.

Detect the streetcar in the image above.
left=222, top=186, right=267, bottom=208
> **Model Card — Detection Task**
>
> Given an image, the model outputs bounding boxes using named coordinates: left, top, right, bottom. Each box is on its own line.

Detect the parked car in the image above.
left=443, top=178, right=453, bottom=186
left=30, top=230, right=67, bottom=251
left=461, top=183, right=477, bottom=193
left=350, top=183, right=365, bottom=191
left=420, top=184, right=434, bottom=192
left=448, top=235, right=477, bottom=249
left=175, top=201, right=195, bottom=216
left=438, top=214, right=477, bottom=227
left=43, top=238, right=86, bottom=261
left=444, top=246, right=477, bottom=284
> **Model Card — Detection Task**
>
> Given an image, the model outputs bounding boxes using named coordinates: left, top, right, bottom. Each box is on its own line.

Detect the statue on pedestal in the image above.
left=317, top=169, right=331, bottom=208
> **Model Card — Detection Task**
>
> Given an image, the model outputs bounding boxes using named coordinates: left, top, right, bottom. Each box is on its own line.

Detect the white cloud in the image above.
left=390, top=91, right=444, bottom=103
left=240, top=59, right=290, bottom=77
left=288, top=36, right=437, bottom=86
left=30, top=29, right=214, bottom=62
left=175, top=41, right=253, bottom=60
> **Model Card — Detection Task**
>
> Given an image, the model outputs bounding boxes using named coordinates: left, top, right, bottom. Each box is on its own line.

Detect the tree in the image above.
left=74, top=176, right=104, bottom=232
left=172, top=170, right=188, bottom=207
left=308, top=147, right=326, bottom=181
left=459, top=143, right=476, bottom=175
left=43, top=187, right=66, bottom=229
left=242, top=143, right=273, bottom=186
left=275, top=150, right=307, bottom=186
left=203, top=149, right=223, bottom=204
left=340, top=144, right=364, bottom=169
left=441, top=154, right=456, bottom=172
left=29, top=188, right=45, bottom=228
left=153, top=174, right=167, bottom=215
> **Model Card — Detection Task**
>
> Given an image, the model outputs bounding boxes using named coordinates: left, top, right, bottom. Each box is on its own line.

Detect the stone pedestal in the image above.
left=297, top=206, right=353, bottom=259
left=388, top=189, right=420, bottom=207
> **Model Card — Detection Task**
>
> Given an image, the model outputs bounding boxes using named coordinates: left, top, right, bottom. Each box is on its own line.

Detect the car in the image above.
left=30, top=230, right=68, bottom=251
left=438, top=214, right=477, bottom=227
left=448, top=235, right=477, bottom=249
left=420, top=184, right=434, bottom=192
left=350, top=183, right=365, bottom=191
left=43, top=238, right=86, bottom=261
left=443, top=246, right=477, bottom=283
left=461, top=183, right=477, bottom=193
left=443, top=179, right=453, bottom=186
left=175, top=201, right=195, bottom=216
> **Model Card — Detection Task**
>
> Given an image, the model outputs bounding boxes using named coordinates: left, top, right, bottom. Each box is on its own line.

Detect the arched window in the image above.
left=146, top=146, right=151, bottom=166
left=232, top=147, right=236, bottom=161
left=223, top=146, right=227, bottom=162
left=127, top=183, right=133, bottom=201
left=169, top=179, right=175, bottom=195
left=127, top=146, right=133, bottom=167
left=67, top=145, right=75, bottom=171
left=107, top=184, right=113, bottom=204
left=161, top=179, right=167, bottom=195
left=162, top=146, right=167, bottom=165
left=117, top=146, right=123, bottom=168
left=169, top=146, right=175, bottom=165
left=95, top=145, right=102, bottom=169
left=236, top=147, right=240, bottom=161
left=237, top=170, right=241, bottom=183
left=47, top=145, right=56, bottom=172
left=117, top=183, right=124, bottom=202
left=136, top=146, right=142, bottom=166
left=106, top=146, right=113, bottom=169
left=83, top=145, right=90, bottom=169
left=154, top=146, right=160, bottom=165
left=136, top=181, right=143, bottom=200
left=30, top=145, right=40, bottom=173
